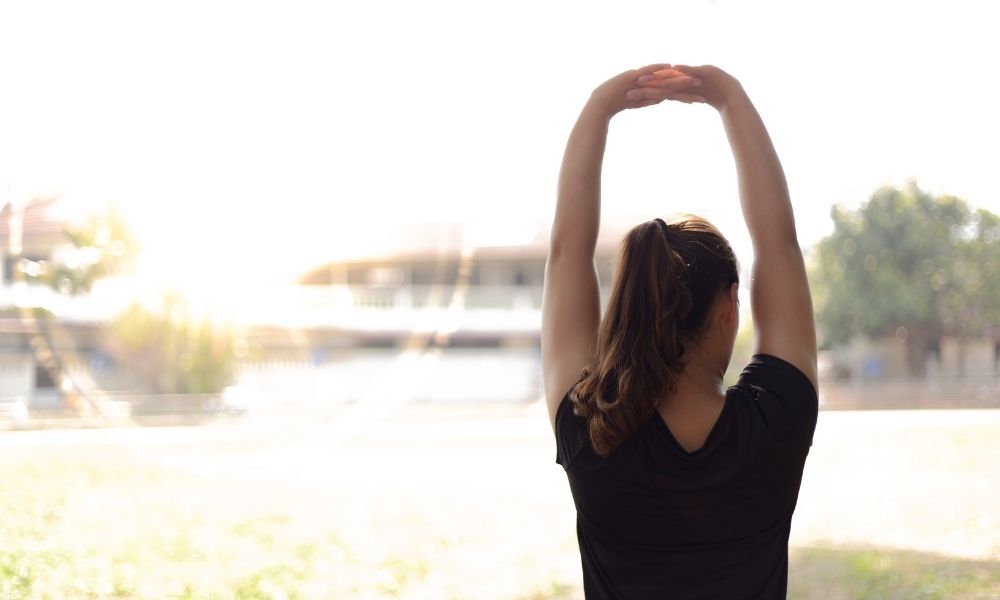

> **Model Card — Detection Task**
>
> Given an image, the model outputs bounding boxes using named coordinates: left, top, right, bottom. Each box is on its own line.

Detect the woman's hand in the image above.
left=586, top=64, right=703, bottom=119
left=633, top=64, right=744, bottom=111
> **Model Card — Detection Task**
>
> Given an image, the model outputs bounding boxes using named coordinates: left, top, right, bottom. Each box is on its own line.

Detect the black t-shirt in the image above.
left=555, top=354, right=818, bottom=599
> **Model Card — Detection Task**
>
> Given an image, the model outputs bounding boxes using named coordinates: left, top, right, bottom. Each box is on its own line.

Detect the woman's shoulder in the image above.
left=731, top=354, right=817, bottom=402
left=728, top=354, right=818, bottom=445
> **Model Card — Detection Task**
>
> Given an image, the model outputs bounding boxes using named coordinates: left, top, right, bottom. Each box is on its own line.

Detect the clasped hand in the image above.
left=588, top=63, right=741, bottom=116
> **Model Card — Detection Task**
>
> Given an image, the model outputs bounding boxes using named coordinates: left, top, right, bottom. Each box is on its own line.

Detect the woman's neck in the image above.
left=664, top=350, right=727, bottom=404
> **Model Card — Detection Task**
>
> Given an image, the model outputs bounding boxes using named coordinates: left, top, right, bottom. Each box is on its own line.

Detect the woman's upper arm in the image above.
left=749, top=240, right=818, bottom=391
left=541, top=246, right=600, bottom=430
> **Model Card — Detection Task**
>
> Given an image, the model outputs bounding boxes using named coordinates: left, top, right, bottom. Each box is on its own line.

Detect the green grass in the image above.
left=232, top=563, right=307, bottom=600
left=789, top=546, right=1000, bottom=599
left=516, top=581, right=578, bottom=600
left=518, top=547, right=1000, bottom=600
left=2, top=430, right=998, bottom=599
left=0, top=549, right=35, bottom=599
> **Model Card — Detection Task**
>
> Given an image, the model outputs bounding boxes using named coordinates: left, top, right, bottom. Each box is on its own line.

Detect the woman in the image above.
left=541, top=64, right=818, bottom=598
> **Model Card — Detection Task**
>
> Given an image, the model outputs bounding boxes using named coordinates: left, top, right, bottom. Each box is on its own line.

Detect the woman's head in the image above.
left=571, top=215, right=740, bottom=457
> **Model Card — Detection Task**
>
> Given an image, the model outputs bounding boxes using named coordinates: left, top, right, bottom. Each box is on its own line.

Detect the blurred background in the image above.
left=1, top=0, right=998, bottom=598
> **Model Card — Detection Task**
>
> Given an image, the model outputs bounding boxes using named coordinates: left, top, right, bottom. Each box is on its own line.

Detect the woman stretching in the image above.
left=542, top=64, right=818, bottom=599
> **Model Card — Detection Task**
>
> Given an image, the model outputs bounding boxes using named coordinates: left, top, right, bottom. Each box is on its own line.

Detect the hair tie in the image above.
left=654, top=218, right=693, bottom=270
left=653, top=218, right=672, bottom=242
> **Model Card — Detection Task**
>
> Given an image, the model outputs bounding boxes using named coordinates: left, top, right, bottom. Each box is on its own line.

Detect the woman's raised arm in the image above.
left=542, top=65, right=702, bottom=429
left=639, top=65, right=817, bottom=390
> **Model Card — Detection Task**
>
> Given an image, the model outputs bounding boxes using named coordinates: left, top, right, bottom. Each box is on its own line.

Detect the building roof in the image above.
left=0, top=196, right=75, bottom=243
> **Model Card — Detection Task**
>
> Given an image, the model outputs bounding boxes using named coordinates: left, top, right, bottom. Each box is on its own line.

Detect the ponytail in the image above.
left=571, top=216, right=739, bottom=457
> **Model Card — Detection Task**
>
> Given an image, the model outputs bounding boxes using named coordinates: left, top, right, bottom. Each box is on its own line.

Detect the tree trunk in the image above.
left=905, top=337, right=928, bottom=378
left=956, top=336, right=967, bottom=379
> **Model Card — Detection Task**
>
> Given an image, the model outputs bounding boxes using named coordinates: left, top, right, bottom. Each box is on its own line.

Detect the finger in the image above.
left=636, top=63, right=672, bottom=76
left=671, top=64, right=701, bottom=77
left=666, top=92, right=707, bottom=103
left=651, top=67, right=687, bottom=78
left=636, top=75, right=701, bottom=89
left=631, top=98, right=666, bottom=109
left=637, top=69, right=687, bottom=84
left=625, top=87, right=674, bottom=101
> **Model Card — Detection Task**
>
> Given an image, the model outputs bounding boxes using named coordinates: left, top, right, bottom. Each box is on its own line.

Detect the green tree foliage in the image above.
left=14, top=199, right=234, bottom=396
left=108, top=292, right=234, bottom=394
left=811, top=182, right=1000, bottom=376
left=44, top=204, right=139, bottom=295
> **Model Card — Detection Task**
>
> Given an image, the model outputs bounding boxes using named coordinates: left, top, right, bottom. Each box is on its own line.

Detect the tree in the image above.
left=15, top=201, right=139, bottom=295
left=942, top=208, right=1000, bottom=375
left=107, top=292, right=234, bottom=395
left=810, top=181, right=1000, bottom=377
left=47, top=203, right=234, bottom=394
left=45, top=204, right=139, bottom=295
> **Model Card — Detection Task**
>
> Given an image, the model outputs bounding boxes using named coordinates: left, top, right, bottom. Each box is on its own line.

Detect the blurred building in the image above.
left=2, top=204, right=997, bottom=419
left=290, top=219, right=631, bottom=346
left=818, top=334, right=1000, bottom=409
left=230, top=220, right=630, bottom=405
left=0, top=196, right=103, bottom=417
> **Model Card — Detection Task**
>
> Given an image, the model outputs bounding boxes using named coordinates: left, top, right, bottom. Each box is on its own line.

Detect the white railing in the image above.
left=0, top=282, right=613, bottom=332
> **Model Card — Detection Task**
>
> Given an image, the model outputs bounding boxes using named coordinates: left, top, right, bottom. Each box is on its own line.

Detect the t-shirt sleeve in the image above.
left=734, top=353, right=819, bottom=447
left=554, top=392, right=588, bottom=470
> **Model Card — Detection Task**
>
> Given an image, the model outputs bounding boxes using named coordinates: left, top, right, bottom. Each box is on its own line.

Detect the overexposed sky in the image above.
left=1, top=0, right=997, bottom=288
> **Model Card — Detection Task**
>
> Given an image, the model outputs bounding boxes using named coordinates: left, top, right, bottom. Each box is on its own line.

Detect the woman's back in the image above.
left=541, top=64, right=818, bottom=598
left=556, top=355, right=817, bottom=599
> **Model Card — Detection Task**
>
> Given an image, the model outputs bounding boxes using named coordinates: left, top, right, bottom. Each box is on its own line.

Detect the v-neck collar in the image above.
left=651, top=390, right=732, bottom=457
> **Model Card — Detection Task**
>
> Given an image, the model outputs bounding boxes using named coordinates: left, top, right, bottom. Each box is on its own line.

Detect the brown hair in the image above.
left=570, top=215, right=739, bottom=457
